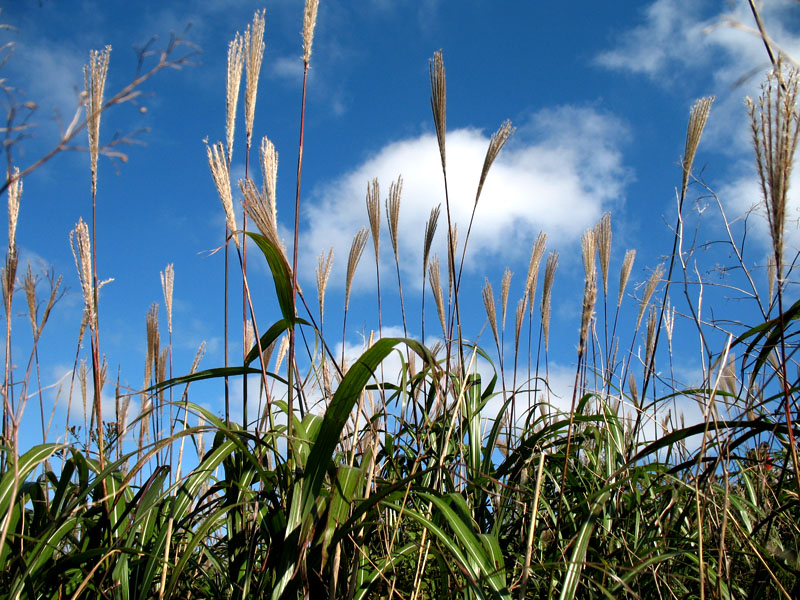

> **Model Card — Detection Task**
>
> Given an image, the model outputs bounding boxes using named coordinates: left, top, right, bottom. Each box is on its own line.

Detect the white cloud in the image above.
left=270, top=55, right=305, bottom=83
left=301, top=105, right=630, bottom=295
left=595, top=0, right=709, bottom=78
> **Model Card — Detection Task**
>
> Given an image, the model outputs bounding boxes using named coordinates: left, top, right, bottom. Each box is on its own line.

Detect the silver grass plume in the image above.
left=366, top=178, right=381, bottom=257
left=447, top=223, right=458, bottom=301
left=7, top=167, right=20, bottom=257
left=514, top=296, right=526, bottom=354
left=429, top=51, right=446, bottom=170
left=636, top=263, right=665, bottom=330
left=595, top=213, right=611, bottom=296
left=345, top=227, right=368, bottom=312
left=206, top=141, right=239, bottom=249
left=423, top=204, right=440, bottom=274
left=618, top=249, right=636, bottom=308
left=628, top=372, right=638, bottom=405
left=70, top=218, right=96, bottom=324
left=84, top=46, right=111, bottom=198
left=644, top=306, right=658, bottom=371
left=240, top=177, right=283, bottom=255
left=303, top=0, right=320, bottom=64
left=260, top=136, right=278, bottom=228
left=747, top=65, right=800, bottom=273
left=161, top=264, right=174, bottom=336
left=500, top=268, right=512, bottom=335
left=23, top=266, right=36, bottom=336
left=579, top=228, right=597, bottom=355
left=579, top=273, right=597, bottom=355
left=664, top=300, right=675, bottom=354
left=581, top=227, right=596, bottom=283
left=316, top=247, right=334, bottom=326
left=275, top=333, right=290, bottom=374
left=721, top=351, right=737, bottom=397
left=768, top=253, right=776, bottom=304
left=245, top=319, right=255, bottom=353
left=145, top=302, right=159, bottom=387
left=244, top=9, right=266, bottom=148
left=681, top=97, right=714, bottom=200
left=475, top=120, right=514, bottom=204
left=525, top=231, right=547, bottom=316
left=226, top=32, right=244, bottom=164
left=387, top=175, right=402, bottom=262
left=541, top=251, right=558, bottom=352
left=429, top=256, right=446, bottom=336
left=483, top=278, right=499, bottom=350
left=3, top=168, right=21, bottom=318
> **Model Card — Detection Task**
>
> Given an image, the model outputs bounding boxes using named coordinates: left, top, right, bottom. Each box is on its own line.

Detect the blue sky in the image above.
left=3, top=0, right=800, bottom=446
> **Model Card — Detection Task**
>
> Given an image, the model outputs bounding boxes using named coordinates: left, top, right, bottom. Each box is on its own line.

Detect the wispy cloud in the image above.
left=596, top=0, right=800, bottom=255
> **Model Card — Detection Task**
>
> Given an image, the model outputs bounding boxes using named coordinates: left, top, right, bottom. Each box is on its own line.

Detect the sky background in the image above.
left=3, top=0, right=800, bottom=447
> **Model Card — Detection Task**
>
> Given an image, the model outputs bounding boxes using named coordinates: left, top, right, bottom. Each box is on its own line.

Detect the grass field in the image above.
left=1, top=2, right=800, bottom=598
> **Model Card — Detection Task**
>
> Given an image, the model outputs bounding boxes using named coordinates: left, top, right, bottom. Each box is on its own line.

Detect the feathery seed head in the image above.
left=429, top=255, right=446, bottom=336
left=618, top=248, right=636, bottom=308
left=23, top=265, right=36, bottom=335
left=581, top=227, right=596, bottom=283
left=664, top=300, right=675, bottom=351
left=145, top=302, right=159, bottom=386
left=636, top=263, right=665, bottom=330
left=524, top=231, right=547, bottom=314
left=595, top=213, right=611, bottom=295
left=245, top=319, right=255, bottom=353
left=7, top=167, right=20, bottom=256
left=579, top=268, right=597, bottom=355
left=681, top=96, right=714, bottom=200
left=387, top=175, right=402, bottom=261
left=303, top=0, right=319, bottom=64
left=429, top=51, right=447, bottom=170
left=482, top=278, right=499, bottom=349
left=628, top=372, right=638, bottom=405
left=768, top=253, right=776, bottom=304
left=500, top=268, right=512, bottom=333
left=541, top=251, right=558, bottom=352
left=476, top=119, right=514, bottom=205
left=206, top=141, right=239, bottom=248
left=160, top=263, right=174, bottom=335
left=345, top=227, right=368, bottom=311
left=316, top=247, right=334, bottom=325
left=423, top=204, right=440, bottom=272
left=3, top=262, right=17, bottom=322
left=84, top=46, right=111, bottom=191
left=447, top=224, right=458, bottom=300
left=275, top=333, right=290, bottom=374
left=721, top=351, right=737, bottom=397
left=244, top=9, right=266, bottom=147
left=644, top=305, right=658, bottom=369
left=747, top=64, right=799, bottom=273
left=260, top=136, right=278, bottom=227
left=70, top=218, right=96, bottom=324
left=366, top=178, right=381, bottom=256
left=514, top=295, right=526, bottom=353
left=240, top=177, right=282, bottom=252
left=226, top=32, right=244, bottom=164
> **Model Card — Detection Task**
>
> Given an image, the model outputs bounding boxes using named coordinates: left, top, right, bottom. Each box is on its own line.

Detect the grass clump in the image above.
left=2, top=3, right=800, bottom=599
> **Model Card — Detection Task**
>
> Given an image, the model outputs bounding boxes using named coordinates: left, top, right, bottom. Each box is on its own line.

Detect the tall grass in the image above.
left=1, top=3, right=800, bottom=599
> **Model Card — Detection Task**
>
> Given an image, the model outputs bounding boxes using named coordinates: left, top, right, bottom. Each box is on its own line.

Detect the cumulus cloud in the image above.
left=300, top=105, right=630, bottom=295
